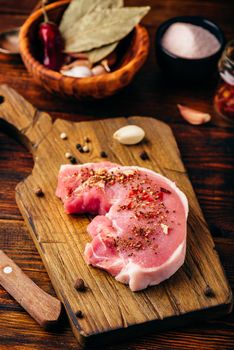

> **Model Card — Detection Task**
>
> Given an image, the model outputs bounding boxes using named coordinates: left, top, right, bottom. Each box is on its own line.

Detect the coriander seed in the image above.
left=82, top=145, right=89, bottom=152
left=74, top=278, right=86, bottom=291
left=60, top=132, right=67, bottom=140
left=65, top=152, right=72, bottom=159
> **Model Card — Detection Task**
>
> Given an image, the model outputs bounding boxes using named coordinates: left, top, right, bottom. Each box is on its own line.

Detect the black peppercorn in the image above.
left=70, top=156, right=77, bottom=164
left=100, top=151, right=108, bottom=158
left=204, top=285, right=215, bottom=298
left=75, top=310, right=83, bottom=318
left=34, top=187, right=44, bottom=197
left=76, top=143, right=85, bottom=153
left=140, top=151, right=149, bottom=160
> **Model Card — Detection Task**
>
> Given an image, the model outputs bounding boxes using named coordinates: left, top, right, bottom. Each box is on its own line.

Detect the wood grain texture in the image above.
left=0, top=0, right=233, bottom=128
left=0, top=85, right=232, bottom=347
left=0, top=250, right=62, bottom=327
left=0, top=1, right=234, bottom=349
left=19, top=1, right=149, bottom=99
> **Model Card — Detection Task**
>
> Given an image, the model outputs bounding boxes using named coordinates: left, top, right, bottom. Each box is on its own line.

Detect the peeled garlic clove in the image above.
left=101, top=59, right=111, bottom=72
left=61, top=59, right=91, bottom=71
left=92, top=65, right=107, bottom=76
left=177, top=104, right=211, bottom=125
left=61, top=66, right=92, bottom=78
left=113, top=125, right=145, bottom=145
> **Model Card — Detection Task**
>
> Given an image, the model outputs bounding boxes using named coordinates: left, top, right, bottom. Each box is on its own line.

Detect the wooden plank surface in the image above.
left=0, top=85, right=232, bottom=347
left=0, top=0, right=234, bottom=349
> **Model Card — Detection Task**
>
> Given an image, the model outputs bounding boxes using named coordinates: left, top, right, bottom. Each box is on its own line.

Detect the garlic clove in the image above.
left=113, top=125, right=145, bottom=145
left=61, top=59, right=91, bottom=71
left=101, top=59, right=111, bottom=72
left=177, top=104, right=211, bottom=125
left=61, top=66, right=93, bottom=78
left=92, top=65, right=107, bottom=76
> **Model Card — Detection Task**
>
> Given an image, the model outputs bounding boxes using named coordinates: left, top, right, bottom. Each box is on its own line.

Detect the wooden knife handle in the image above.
left=0, top=84, right=52, bottom=154
left=0, top=250, right=62, bottom=328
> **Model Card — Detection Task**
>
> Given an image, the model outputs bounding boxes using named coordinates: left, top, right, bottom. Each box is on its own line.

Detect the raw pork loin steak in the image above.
left=56, top=162, right=188, bottom=291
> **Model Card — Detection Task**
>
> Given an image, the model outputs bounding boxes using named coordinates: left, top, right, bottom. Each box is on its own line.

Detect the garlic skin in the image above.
left=113, top=125, right=145, bottom=145
left=92, top=65, right=107, bottom=76
left=177, top=104, right=211, bottom=125
left=61, top=59, right=91, bottom=71
left=61, top=66, right=93, bottom=78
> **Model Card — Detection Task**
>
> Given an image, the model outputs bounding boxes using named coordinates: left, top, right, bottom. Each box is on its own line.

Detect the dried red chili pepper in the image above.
left=38, top=1, right=64, bottom=71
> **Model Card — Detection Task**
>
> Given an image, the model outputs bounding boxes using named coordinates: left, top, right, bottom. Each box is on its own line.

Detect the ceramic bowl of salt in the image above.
left=155, top=16, right=226, bottom=82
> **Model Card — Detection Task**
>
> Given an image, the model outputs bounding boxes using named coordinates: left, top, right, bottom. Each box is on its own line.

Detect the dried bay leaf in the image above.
left=83, top=42, right=119, bottom=64
left=60, top=0, right=123, bottom=34
left=63, top=7, right=150, bottom=53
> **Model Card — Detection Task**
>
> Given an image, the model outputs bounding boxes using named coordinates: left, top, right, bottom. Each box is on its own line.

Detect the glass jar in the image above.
left=214, top=40, right=234, bottom=122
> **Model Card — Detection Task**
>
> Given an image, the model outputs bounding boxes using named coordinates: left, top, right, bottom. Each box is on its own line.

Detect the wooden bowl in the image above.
left=19, top=0, right=149, bottom=99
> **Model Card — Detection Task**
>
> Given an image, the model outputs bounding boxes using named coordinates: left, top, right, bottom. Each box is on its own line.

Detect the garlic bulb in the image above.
left=61, top=66, right=92, bottom=78
left=113, top=125, right=145, bottom=145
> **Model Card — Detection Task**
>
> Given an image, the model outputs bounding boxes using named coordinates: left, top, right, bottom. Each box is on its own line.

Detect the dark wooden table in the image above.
left=0, top=1, right=233, bottom=349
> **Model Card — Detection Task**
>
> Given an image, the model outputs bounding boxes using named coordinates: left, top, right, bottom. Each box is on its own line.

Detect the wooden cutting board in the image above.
left=0, top=85, right=232, bottom=347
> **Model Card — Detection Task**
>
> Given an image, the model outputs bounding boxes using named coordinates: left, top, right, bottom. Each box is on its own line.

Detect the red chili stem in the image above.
left=41, top=0, right=49, bottom=23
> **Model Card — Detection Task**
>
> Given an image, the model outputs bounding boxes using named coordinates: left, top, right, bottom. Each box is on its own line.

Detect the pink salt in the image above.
left=161, top=22, right=221, bottom=59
